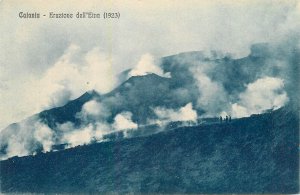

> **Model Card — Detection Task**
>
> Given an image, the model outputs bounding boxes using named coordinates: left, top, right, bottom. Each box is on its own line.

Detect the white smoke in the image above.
left=62, top=125, right=94, bottom=147
left=2, top=122, right=34, bottom=159
left=231, top=77, right=289, bottom=117
left=60, top=111, right=138, bottom=148
left=63, top=125, right=93, bottom=147
left=0, top=117, right=55, bottom=159
left=129, top=53, right=171, bottom=78
left=32, top=45, right=117, bottom=111
left=190, top=65, right=229, bottom=117
left=112, top=112, right=138, bottom=130
left=61, top=122, right=111, bottom=148
left=58, top=121, right=75, bottom=132
left=33, top=123, right=54, bottom=152
left=58, top=102, right=136, bottom=148
left=153, top=103, right=197, bottom=123
left=79, top=99, right=111, bottom=121
left=59, top=99, right=114, bottom=147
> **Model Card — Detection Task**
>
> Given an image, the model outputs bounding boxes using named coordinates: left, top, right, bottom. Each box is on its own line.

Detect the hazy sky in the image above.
left=0, top=0, right=299, bottom=129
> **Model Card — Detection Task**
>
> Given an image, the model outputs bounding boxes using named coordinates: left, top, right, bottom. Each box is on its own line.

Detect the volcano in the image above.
left=0, top=43, right=299, bottom=193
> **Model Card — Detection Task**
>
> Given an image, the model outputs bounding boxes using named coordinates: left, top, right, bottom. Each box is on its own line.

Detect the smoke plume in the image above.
left=153, top=103, right=197, bottom=124
left=129, top=53, right=171, bottom=78
left=230, top=77, right=288, bottom=118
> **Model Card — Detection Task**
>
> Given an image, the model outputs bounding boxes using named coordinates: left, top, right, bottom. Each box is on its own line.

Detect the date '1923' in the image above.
left=103, top=12, right=120, bottom=19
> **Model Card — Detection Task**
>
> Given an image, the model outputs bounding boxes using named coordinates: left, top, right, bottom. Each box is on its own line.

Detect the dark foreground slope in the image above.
left=1, top=105, right=299, bottom=193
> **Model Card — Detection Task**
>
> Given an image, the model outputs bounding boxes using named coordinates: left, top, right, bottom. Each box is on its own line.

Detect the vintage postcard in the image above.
left=0, top=0, right=299, bottom=193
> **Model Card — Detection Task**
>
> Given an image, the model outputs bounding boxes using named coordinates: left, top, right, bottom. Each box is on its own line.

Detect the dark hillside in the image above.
left=1, top=105, right=298, bottom=193
left=38, top=90, right=100, bottom=129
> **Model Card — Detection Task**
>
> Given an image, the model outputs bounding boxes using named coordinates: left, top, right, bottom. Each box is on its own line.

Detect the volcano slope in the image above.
left=0, top=104, right=299, bottom=194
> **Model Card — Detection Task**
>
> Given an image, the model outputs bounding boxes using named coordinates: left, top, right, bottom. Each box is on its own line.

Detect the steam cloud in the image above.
left=14, top=45, right=118, bottom=114
left=129, top=53, right=171, bottom=78
left=113, top=112, right=138, bottom=130
left=191, top=66, right=229, bottom=117
left=60, top=101, right=138, bottom=148
left=62, top=123, right=110, bottom=148
left=79, top=100, right=111, bottom=121
left=0, top=117, right=55, bottom=159
left=153, top=103, right=197, bottom=124
left=231, top=77, right=289, bottom=118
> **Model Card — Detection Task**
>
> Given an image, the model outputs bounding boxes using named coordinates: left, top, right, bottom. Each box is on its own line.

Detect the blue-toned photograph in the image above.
left=0, top=0, right=299, bottom=194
